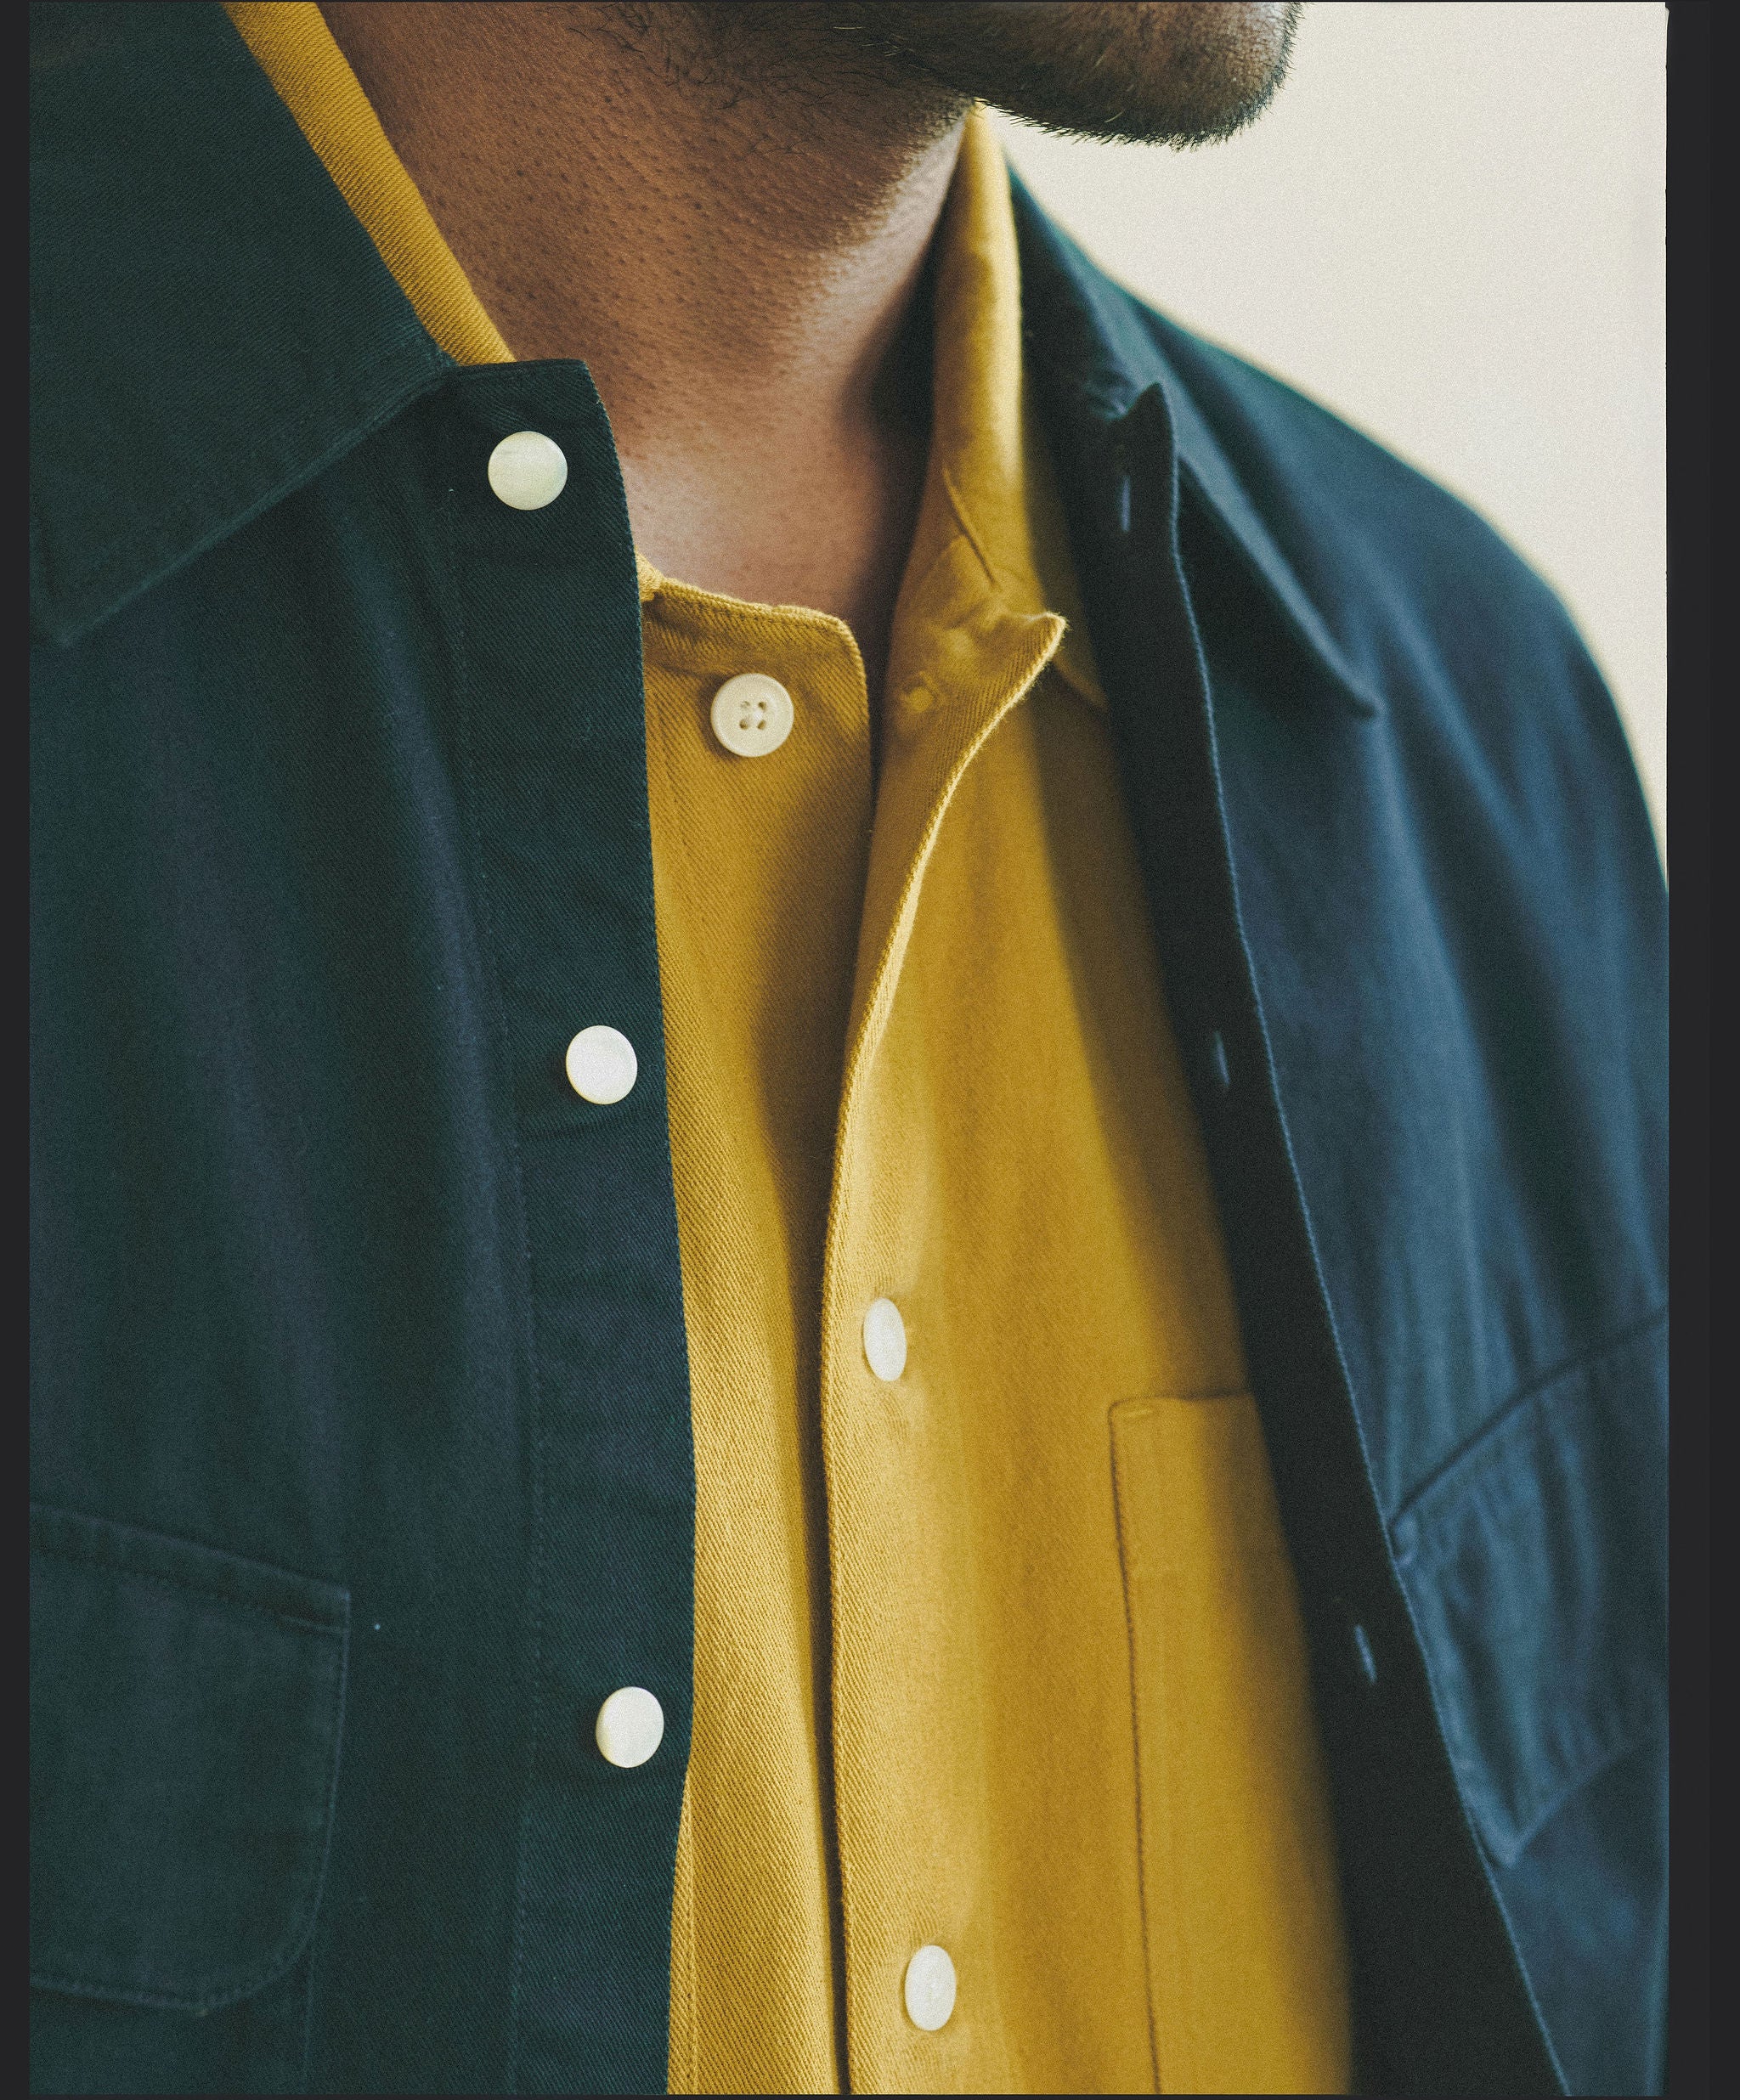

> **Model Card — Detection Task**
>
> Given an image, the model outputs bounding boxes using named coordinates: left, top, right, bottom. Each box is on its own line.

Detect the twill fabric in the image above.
left=627, top=110, right=1349, bottom=2093
left=30, top=6, right=1667, bottom=2097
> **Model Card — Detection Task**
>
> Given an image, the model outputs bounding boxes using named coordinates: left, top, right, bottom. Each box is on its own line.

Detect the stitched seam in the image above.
left=41, top=336, right=445, bottom=597
left=1446, top=1673, right=1658, bottom=1865
left=443, top=466, right=552, bottom=2097
left=29, top=1616, right=349, bottom=2015
left=937, top=461, right=1002, bottom=596
left=1107, top=1410, right=1165, bottom=2096
left=30, top=1547, right=344, bottom=1634
left=1388, top=1305, right=1668, bottom=1535
left=297, top=1838, right=323, bottom=2093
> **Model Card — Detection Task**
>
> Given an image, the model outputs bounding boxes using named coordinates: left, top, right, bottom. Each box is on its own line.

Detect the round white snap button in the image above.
left=710, top=674, right=794, bottom=758
left=594, top=1686, right=664, bottom=1768
left=488, top=430, right=569, bottom=511
left=862, top=1297, right=907, bottom=1382
left=903, top=1944, right=957, bottom=2031
left=565, top=1025, right=637, bottom=1104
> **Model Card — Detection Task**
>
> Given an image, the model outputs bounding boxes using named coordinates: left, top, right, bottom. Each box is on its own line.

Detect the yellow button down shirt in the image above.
left=229, top=9, right=1351, bottom=2092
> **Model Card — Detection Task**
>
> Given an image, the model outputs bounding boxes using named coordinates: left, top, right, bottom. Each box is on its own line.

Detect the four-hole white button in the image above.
left=595, top=1686, right=664, bottom=1768
left=710, top=673, right=794, bottom=758
left=903, top=1944, right=957, bottom=2030
left=863, top=1297, right=907, bottom=1381
left=566, top=1025, right=637, bottom=1104
left=489, top=430, right=569, bottom=511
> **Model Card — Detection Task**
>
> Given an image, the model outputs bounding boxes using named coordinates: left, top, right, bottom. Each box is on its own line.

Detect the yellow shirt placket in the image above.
left=821, top=544, right=1066, bottom=2095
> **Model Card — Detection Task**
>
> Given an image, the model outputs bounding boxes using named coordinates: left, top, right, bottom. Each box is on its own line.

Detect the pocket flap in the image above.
left=30, top=1504, right=349, bottom=2011
left=1390, top=1317, right=1666, bottom=1867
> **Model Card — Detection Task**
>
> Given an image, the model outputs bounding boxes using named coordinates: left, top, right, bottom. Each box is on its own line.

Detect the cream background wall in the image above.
left=991, top=1, right=1667, bottom=859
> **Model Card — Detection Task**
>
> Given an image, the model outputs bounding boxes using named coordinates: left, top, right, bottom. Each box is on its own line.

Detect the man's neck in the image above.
left=319, top=3, right=969, bottom=697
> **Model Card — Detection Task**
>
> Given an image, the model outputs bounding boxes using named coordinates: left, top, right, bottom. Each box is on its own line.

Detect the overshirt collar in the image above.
left=31, top=0, right=1379, bottom=713
left=29, top=0, right=449, bottom=649
left=1011, top=178, right=1385, bottom=717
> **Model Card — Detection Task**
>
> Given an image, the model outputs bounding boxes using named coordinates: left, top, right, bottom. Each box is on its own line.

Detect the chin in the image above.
left=874, top=0, right=1305, bottom=147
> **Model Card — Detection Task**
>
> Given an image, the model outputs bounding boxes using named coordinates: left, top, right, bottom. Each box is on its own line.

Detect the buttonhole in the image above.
left=1206, top=1030, right=1231, bottom=1095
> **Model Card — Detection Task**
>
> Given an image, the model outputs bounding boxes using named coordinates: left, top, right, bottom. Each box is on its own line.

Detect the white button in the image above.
left=594, top=1686, right=664, bottom=1768
left=488, top=430, right=568, bottom=511
left=903, top=1944, right=957, bottom=2031
left=565, top=1025, right=637, bottom=1104
left=862, top=1297, right=907, bottom=1381
left=710, top=674, right=794, bottom=758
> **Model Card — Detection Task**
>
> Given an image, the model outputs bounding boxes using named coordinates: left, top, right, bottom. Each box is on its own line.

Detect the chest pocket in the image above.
left=1110, top=1392, right=1352, bottom=2097
left=1388, top=1317, right=1669, bottom=2094
left=30, top=1504, right=347, bottom=2091
left=1389, top=1316, right=1667, bottom=1867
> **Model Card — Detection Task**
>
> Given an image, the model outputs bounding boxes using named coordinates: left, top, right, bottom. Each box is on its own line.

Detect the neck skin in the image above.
left=319, top=3, right=969, bottom=699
